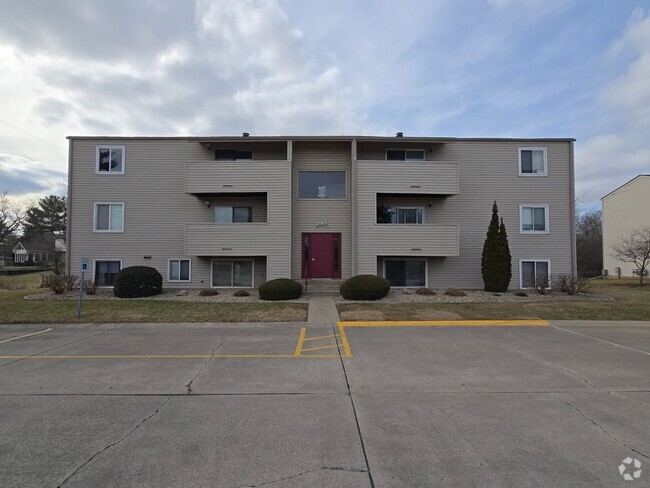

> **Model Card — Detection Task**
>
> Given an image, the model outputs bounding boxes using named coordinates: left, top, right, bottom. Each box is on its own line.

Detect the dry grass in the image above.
left=337, top=279, right=650, bottom=321
left=0, top=288, right=307, bottom=324
left=0, top=271, right=52, bottom=290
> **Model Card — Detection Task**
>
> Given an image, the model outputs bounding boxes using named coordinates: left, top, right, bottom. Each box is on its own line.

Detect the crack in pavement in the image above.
left=56, top=395, right=172, bottom=487
left=0, top=324, right=120, bottom=370
left=185, top=334, right=224, bottom=394
left=560, top=397, right=649, bottom=460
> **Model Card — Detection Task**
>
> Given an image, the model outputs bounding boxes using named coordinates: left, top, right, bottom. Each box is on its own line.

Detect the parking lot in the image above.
left=0, top=320, right=648, bottom=487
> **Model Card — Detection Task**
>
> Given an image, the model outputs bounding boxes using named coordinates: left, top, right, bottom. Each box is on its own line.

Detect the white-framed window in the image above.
left=94, top=203, right=124, bottom=232
left=519, top=204, right=549, bottom=233
left=215, top=149, right=253, bottom=161
left=518, top=147, right=547, bottom=176
left=168, top=259, right=191, bottom=282
left=386, top=149, right=425, bottom=161
left=297, top=171, right=346, bottom=199
left=378, top=206, right=424, bottom=224
left=519, top=259, right=551, bottom=289
left=213, top=206, right=252, bottom=223
left=96, top=146, right=125, bottom=174
left=212, top=259, right=254, bottom=288
left=384, top=258, right=427, bottom=287
left=94, top=260, right=122, bottom=287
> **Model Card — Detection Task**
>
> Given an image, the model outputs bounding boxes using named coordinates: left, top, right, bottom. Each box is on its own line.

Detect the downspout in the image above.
left=569, top=140, right=577, bottom=279
left=351, top=139, right=357, bottom=276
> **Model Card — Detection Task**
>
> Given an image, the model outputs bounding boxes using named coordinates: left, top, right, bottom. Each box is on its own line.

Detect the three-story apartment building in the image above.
left=66, top=134, right=576, bottom=290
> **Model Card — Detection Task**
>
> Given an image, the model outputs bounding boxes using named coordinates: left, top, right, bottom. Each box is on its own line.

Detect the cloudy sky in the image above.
left=1, top=0, right=649, bottom=208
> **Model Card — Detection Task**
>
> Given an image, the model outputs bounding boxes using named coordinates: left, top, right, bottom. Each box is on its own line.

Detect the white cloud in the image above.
left=576, top=8, right=650, bottom=207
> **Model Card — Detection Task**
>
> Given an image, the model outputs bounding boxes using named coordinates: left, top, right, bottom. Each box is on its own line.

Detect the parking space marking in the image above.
left=300, top=344, right=343, bottom=353
left=303, top=334, right=339, bottom=341
left=339, top=320, right=549, bottom=328
left=0, top=328, right=52, bottom=345
left=551, top=325, right=650, bottom=356
left=294, top=327, right=307, bottom=356
left=0, top=354, right=343, bottom=359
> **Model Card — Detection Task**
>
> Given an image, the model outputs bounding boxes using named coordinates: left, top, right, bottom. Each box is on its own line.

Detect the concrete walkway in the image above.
left=307, top=296, right=340, bottom=326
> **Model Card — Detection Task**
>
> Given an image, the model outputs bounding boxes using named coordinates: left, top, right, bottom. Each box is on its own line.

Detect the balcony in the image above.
left=185, top=223, right=286, bottom=256
left=185, top=160, right=291, bottom=195
left=368, top=224, right=459, bottom=257
left=356, top=160, right=459, bottom=195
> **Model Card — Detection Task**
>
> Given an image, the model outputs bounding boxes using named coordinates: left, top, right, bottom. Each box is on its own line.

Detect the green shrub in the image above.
left=199, top=288, right=220, bottom=296
left=233, top=289, right=250, bottom=297
left=113, top=266, right=162, bottom=298
left=259, top=279, right=303, bottom=301
left=415, top=287, right=436, bottom=296
left=444, top=289, right=466, bottom=297
left=340, top=275, right=390, bottom=300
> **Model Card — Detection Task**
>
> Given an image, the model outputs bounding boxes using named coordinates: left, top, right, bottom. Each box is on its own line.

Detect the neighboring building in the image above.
left=66, top=135, right=576, bottom=289
left=13, top=233, right=66, bottom=264
left=602, top=175, right=650, bottom=278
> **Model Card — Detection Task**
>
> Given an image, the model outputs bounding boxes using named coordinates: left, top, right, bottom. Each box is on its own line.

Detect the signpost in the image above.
left=77, top=257, right=89, bottom=319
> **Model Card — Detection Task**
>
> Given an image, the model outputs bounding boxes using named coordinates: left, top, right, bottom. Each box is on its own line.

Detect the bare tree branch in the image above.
left=611, top=225, right=650, bottom=285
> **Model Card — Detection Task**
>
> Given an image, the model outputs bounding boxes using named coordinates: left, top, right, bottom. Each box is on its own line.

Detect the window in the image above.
left=384, top=259, right=426, bottom=287
left=168, top=259, right=191, bottom=282
left=519, top=147, right=547, bottom=175
left=386, top=149, right=425, bottom=161
left=520, top=260, right=550, bottom=289
left=520, top=205, right=549, bottom=233
left=96, top=146, right=125, bottom=174
left=212, top=259, right=254, bottom=287
left=213, top=206, right=252, bottom=223
left=377, top=206, right=424, bottom=224
left=95, top=260, right=121, bottom=286
left=298, top=171, right=346, bottom=199
left=215, top=149, right=253, bottom=161
left=94, top=203, right=124, bottom=232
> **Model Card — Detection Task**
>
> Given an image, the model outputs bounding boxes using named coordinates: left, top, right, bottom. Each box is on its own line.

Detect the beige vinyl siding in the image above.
left=291, top=141, right=352, bottom=279
left=68, top=139, right=288, bottom=287
left=602, top=176, right=650, bottom=277
left=360, top=140, right=574, bottom=288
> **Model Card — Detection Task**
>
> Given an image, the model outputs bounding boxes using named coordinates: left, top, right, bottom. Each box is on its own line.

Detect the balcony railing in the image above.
left=185, top=223, right=284, bottom=256
left=368, top=224, right=459, bottom=256
left=185, top=160, right=291, bottom=194
left=356, top=160, right=459, bottom=195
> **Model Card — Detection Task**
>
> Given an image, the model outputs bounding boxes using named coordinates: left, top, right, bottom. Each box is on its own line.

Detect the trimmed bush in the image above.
left=340, top=275, right=390, bottom=300
left=444, top=289, right=467, bottom=297
left=415, top=287, right=436, bottom=296
left=259, top=279, right=303, bottom=301
left=233, top=289, right=250, bottom=297
left=43, top=274, right=78, bottom=294
left=199, top=289, right=220, bottom=296
left=113, top=266, right=162, bottom=298
left=83, top=279, right=97, bottom=295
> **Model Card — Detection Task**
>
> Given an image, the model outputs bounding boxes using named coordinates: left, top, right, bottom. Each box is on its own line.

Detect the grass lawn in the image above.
left=0, top=273, right=308, bottom=323
left=337, top=279, right=650, bottom=321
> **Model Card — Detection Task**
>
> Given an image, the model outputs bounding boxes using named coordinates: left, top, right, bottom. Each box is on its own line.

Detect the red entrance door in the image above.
left=302, top=233, right=341, bottom=279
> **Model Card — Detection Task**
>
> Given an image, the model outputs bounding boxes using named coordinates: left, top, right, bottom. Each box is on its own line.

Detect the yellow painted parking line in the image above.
left=338, top=320, right=549, bottom=327
left=337, top=322, right=352, bottom=357
left=0, top=328, right=52, bottom=345
left=0, top=354, right=341, bottom=360
left=294, top=327, right=307, bottom=357
left=303, top=334, right=339, bottom=341
left=300, top=344, right=343, bottom=353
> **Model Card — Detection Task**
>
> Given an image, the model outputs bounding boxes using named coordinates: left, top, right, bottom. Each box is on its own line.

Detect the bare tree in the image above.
left=611, top=226, right=650, bottom=285
left=576, top=208, right=602, bottom=278
left=0, top=191, right=25, bottom=243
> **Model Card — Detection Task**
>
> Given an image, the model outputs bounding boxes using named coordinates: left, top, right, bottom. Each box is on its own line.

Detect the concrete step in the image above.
left=304, top=280, right=344, bottom=293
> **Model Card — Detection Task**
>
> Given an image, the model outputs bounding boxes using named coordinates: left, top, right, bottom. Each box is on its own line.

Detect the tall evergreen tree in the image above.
left=22, top=195, right=67, bottom=239
left=481, top=202, right=512, bottom=292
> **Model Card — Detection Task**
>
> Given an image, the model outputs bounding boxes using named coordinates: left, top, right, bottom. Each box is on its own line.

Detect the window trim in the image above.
left=519, top=204, right=550, bottom=234
left=92, top=259, right=123, bottom=287
left=93, top=202, right=125, bottom=233
left=211, top=258, right=255, bottom=288
left=518, top=147, right=548, bottom=176
left=213, top=206, right=253, bottom=224
left=296, top=170, right=348, bottom=200
left=167, top=258, right=192, bottom=283
left=95, top=145, right=126, bottom=175
left=519, top=259, right=551, bottom=289
left=385, top=148, right=426, bottom=161
left=383, top=257, right=428, bottom=288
